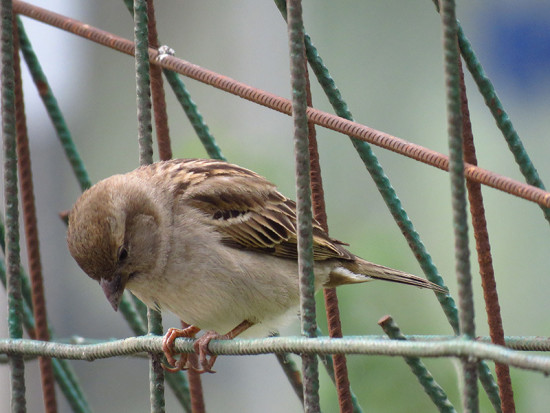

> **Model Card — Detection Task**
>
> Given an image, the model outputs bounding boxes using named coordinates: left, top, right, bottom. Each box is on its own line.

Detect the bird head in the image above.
left=67, top=175, right=163, bottom=311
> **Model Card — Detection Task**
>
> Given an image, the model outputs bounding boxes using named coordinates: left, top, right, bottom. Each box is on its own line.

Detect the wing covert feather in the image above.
left=156, top=159, right=353, bottom=261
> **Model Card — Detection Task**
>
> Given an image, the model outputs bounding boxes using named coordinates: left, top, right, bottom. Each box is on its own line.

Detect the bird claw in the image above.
left=193, top=331, right=222, bottom=374
left=161, top=326, right=200, bottom=372
left=162, top=321, right=252, bottom=374
left=162, top=360, right=187, bottom=373
left=161, top=326, right=220, bottom=374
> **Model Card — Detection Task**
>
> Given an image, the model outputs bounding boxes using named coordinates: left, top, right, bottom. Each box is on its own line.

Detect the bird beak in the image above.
left=100, top=274, right=125, bottom=311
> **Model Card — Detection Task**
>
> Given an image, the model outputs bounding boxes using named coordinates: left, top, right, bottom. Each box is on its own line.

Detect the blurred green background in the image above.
left=1, top=1, right=550, bottom=412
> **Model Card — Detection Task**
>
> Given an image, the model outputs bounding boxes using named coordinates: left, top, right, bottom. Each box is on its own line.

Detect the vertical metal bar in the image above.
left=277, top=0, right=459, bottom=333
left=119, top=294, right=192, bottom=412
left=177, top=321, right=205, bottom=413
left=458, top=63, right=515, bottom=412
left=134, top=0, right=154, bottom=166
left=186, top=355, right=206, bottom=413
left=440, top=1, right=478, bottom=412
left=316, top=349, right=362, bottom=413
left=16, top=17, right=108, bottom=408
left=303, top=60, right=352, bottom=413
left=0, top=218, right=92, bottom=412
left=146, top=0, right=172, bottom=161
left=147, top=309, right=165, bottom=413
left=429, top=4, right=502, bottom=410
left=121, top=4, right=192, bottom=411
left=144, top=4, right=202, bottom=405
left=133, top=0, right=164, bottom=412
left=287, top=0, right=320, bottom=411
left=125, top=0, right=223, bottom=163
left=13, top=22, right=57, bottom=413
left=1, top=0, right=27, bottom=411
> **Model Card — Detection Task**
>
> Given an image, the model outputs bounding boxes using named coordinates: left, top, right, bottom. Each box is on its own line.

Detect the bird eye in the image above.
left=117, top=246, right=128, bottom=262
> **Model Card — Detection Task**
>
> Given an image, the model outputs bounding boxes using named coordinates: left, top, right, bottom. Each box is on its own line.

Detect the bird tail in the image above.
left=326, top=257, right=447, bottom=294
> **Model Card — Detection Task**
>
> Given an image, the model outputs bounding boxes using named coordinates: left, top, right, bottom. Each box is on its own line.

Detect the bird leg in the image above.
left=193, top=320, right=254, bottom=374
left=162, top=323, right=201, bottom=372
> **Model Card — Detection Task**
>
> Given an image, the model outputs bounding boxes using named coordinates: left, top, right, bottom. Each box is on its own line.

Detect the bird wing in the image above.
left=160, top=159, right=353, bottom=261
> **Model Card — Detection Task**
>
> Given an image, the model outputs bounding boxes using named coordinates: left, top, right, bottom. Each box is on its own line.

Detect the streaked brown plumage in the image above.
left=67, top=158, right=446, bottom=372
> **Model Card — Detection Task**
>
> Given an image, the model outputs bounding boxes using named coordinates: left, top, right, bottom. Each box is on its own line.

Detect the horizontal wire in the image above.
left=12, top=0, right=550, bottom=210
left=2, top=336, right=550, bottom=374
left=4, top=334, right=550, bottom=357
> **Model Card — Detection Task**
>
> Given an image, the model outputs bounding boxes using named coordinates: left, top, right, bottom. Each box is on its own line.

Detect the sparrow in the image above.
left=66, top=158, right=446, bottom=373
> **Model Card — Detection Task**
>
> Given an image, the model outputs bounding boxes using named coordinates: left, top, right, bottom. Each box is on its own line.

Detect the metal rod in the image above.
left=13, top=22, right=57, bottom=413
left=10, top=0, right=550, bottom=210
left=458, top=59, right=515, bottom=412
left=2, top=0, right=27, bottom=410
left=287, top=0, right=320, bottom=411
left=133, top=1, right=164, bottom=412
left=379, top=316, right=456, bottom=413
left=439, top=1, right=478, bottom=411
left=3, top=336, right=550, bottom=374
left=15, top=17, right=91, bottom=191
left=304, top=66, right=353, bottom=413
left=456, top=25, right=550, bottom=224
left=146, top=0, right=171, bottom=161
left=134, top=0, right=153, bottom=167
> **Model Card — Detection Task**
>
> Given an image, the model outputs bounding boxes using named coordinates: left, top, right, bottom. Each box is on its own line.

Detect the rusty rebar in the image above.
left=11, top=0, right=550, bottom=210
left=147, top=0, right=197, bottom=409
left=459, top=63, right=515, bottom=412
left=146, top=0, right=171, bottom=161
left=303, top=60, right=353, bottom=413
left=13, top=20, right=57, bottom=413
left=178, top=321, right=205, bottom=413
left=186, top=354, right=205, bottom=413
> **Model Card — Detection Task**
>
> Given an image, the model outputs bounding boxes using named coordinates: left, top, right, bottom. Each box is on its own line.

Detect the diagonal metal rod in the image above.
left=127, top=0, right=306, bottom=405
left=431, top=0, right=550, bottom=226
left=379, top=316, right=456, bottom=413
left=17, top=14, right=186, bottom=407
left=10, top=0, right=550, bottom=210
left=7, top=1, right=548, bottom=408
left=0, top=218, right=91, bottom=412
left=15, top=17, right=91, bottom=191
left=456, top=26, right=550, bottom=224
left=273, top=2, right=502, bottom=408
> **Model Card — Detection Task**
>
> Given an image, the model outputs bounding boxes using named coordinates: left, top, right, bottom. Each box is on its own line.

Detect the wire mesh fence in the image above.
left=1, top=1, right=550, bottom=412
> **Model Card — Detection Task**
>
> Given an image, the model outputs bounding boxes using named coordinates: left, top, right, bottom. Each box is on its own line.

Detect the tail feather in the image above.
left=326, top=257, right=447, bottom=294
